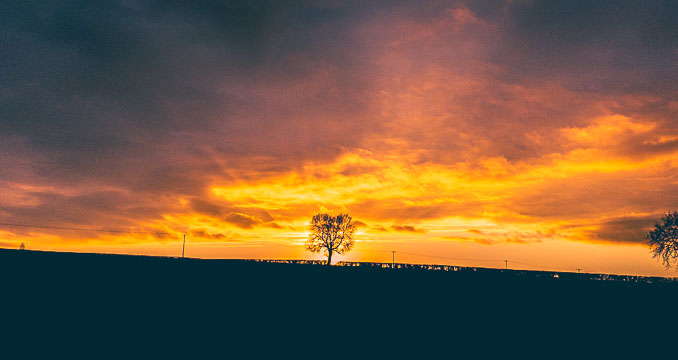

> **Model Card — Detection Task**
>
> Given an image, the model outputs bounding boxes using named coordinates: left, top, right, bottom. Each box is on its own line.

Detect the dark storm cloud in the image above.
left=0, top=0, right=380, bottom=187
left=497, top=0, right=678, bottom=94
left=4, top=0, right=676, bottom=181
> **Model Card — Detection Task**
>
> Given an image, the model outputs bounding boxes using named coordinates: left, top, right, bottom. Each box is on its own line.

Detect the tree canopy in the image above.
left=647, top=211, right=678, bottom=269
left=306, top=213, right=356, bottom=266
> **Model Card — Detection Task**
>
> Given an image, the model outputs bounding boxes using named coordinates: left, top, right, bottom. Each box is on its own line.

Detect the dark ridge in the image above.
left=2, top=248, right=675, bottom=351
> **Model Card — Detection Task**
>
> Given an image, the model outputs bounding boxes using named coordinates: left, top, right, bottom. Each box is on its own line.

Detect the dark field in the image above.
left=2, top=248, right=674, bottom=354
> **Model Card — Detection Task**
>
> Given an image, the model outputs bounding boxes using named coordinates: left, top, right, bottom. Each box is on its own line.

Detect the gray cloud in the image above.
left=577, top=216, right=658, bottom=244
left=497, top=0, right=678, bottom=94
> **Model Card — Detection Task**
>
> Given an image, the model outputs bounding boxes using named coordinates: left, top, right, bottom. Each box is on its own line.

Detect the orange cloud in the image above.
left=3, top=2, right=678, bottom=276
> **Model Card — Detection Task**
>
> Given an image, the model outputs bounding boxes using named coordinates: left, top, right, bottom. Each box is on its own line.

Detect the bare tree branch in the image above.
left=306, top=213, right=356, bottom=266
left=647, top=211, right=678, bottom=269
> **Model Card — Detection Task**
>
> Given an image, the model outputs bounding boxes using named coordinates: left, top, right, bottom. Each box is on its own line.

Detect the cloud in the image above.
left=1, top=0, right=678, bottom=267
left=223, top=213, right=261, bottom=229
left=581, top=216, right=657, bottom=244
left=390, top=225, right=427, bottom=234
left=190, top=229, right=231, bottom=241
left=498, top=0, right=678, bottom=94
left=0, top=190, right=164, bottom=236
left=353, top=220, right=367, bottom=228
left=441, top=236, right=494, bottom=246
left=190, top=199, right=227, bottom=218
left=370, top=225, right=389, bottom=233
left=364, top=224, right=427, bottom=234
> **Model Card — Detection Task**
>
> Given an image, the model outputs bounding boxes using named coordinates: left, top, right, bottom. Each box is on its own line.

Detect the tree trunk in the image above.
left=326, top=250, right=333, bottom=266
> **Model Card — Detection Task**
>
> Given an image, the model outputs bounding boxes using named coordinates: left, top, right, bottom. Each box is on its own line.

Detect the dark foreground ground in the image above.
left=2, top=248, right=676, bottom=355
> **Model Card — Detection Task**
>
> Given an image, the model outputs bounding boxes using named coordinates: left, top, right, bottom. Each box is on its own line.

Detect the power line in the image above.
left=510, top=260, right=551, bottom=269
left=510, top=260, right=566, bottom=270
left=509, top=260, right=574, bottom=272
left=397, top=251, right=504, bottom=263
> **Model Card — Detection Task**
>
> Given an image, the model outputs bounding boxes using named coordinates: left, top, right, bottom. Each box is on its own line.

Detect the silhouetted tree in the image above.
left=306, top=213, right=356, bottom=266
left=647, top=211, right=678, bottom=269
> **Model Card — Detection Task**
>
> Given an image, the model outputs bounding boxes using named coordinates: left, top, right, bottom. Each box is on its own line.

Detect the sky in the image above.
left=1, top=0, right=678, bottom=276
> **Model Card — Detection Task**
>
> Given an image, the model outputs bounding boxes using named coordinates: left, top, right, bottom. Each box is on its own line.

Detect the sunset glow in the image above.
left=2, top=1, right=678, bottom=276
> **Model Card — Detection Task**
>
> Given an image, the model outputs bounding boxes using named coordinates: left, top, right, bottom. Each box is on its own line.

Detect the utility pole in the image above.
left=182, top=234, right=186, bottom=258
left=504, top=260, right=508, bottom=270
left=391, top=251, right=396, bottom=269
